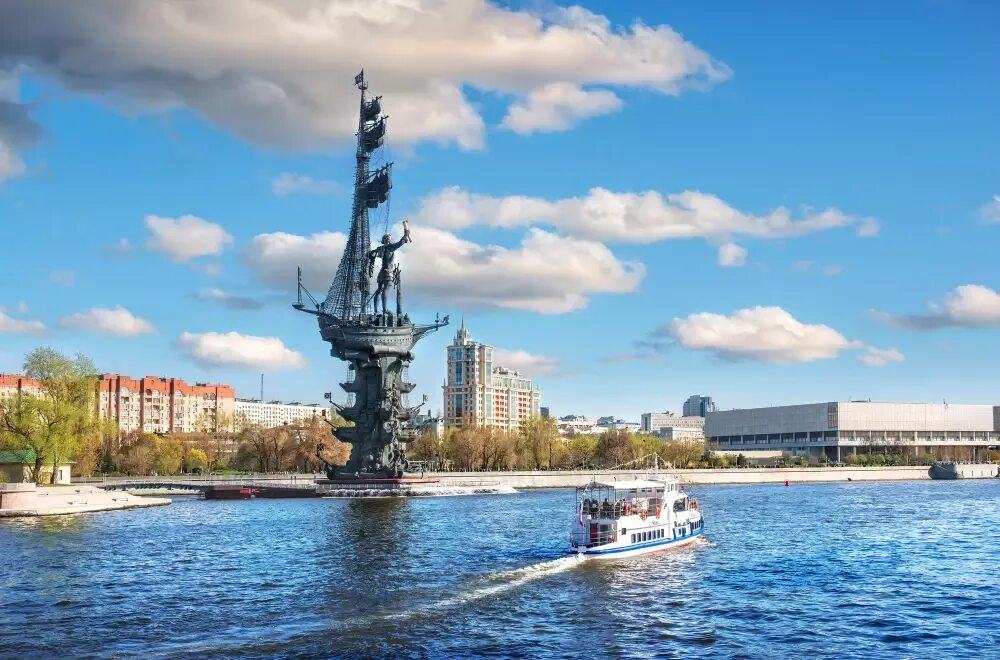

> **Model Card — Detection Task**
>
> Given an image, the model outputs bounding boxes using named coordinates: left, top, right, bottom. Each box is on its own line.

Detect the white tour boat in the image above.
left=569, top=477, right=703, bottom=558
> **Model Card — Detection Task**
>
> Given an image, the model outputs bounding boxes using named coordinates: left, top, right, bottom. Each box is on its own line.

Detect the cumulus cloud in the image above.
left=0, top=69, right=43, bottom=182
left=979, top=195, right=1000, bottom=225
left=717, top=242, right=747, bottom=267
left=194, top=288, right=263, bottom=311
left=60, top=305, right=156, bottom=336
left=0, top=1, right=728, bottom=151
left=666, top=306, right=858, bottom=363
left=145, top=214, right=233, bottom=262
left=174, top=331, right=305, bottom=370
left=0, top=307, right=45, bottom=334
left=874, top=284, right=1000, bottom=330
left=244, top=224, right=643, bottom=314
left=271, top=173, right=339, bottom=197
left=493, top=348, right=561, bottom=376
left=858, top=346, right=905, bottom=367
left=244, top=231, right=348, bottom=293
left=501, top=83, right=622, bottom=135
left=413, top=186, right=863, bottom=244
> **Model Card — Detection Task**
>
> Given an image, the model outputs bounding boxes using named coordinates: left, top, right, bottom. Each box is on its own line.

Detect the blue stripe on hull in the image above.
left=574, top=525, right=704, bottom=556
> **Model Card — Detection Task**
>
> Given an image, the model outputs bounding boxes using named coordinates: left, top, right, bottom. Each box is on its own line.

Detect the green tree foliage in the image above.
left=0, top=347, right=104, bottom=483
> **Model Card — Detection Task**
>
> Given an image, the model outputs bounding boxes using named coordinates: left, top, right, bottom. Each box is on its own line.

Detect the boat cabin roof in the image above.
left=586, top=479, right=671, bottom=490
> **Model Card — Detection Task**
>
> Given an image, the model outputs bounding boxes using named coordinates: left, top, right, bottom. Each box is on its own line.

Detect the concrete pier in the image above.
left=0, top=483, right=170, bottom=517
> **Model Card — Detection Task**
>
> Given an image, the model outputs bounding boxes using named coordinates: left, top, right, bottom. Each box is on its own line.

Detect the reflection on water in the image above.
left=1, top=481, right=998, bottom=658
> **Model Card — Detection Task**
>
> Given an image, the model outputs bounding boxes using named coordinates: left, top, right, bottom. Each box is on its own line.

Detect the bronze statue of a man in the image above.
left=368, top=220, right=411, bottom=316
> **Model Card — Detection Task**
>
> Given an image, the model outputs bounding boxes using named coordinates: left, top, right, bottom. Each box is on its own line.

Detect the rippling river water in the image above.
left=1, top=480, right=998, bottom=658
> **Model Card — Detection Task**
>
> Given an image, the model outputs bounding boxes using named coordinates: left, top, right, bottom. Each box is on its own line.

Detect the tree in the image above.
left=0, top=348, right=102, bottom=483
left=187, top=448, right=209, bottom=473
left=155, top=436, right=184, bottom=474
left=595, top=430, right=639, bottom=468
left=519, top=416, right=559, bottom=469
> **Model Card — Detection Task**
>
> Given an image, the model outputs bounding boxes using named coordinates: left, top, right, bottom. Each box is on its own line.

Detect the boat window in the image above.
left=674, top=498, right=686, bottom=512
left=631, top=534, right=635, bottom=543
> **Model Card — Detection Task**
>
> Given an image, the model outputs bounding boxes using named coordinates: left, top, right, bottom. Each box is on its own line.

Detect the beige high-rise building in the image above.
left=442, top=323, right=541, bottom=431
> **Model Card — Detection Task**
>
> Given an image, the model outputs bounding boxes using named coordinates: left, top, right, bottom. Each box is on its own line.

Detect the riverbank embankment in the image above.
left=420, top=466, right=935, bottom=488
left=0, top=483, right=170, bottom=517
left=77, top=464, right=997, bottom=496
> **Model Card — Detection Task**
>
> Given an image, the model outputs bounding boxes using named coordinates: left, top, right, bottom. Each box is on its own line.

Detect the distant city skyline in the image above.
left=1, top=1, right=998, bottom=422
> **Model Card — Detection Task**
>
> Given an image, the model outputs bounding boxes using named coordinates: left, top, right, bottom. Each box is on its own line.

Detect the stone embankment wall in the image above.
left=0, top=483, right=170, bottom=516
left=420, top=466, right=934, bottom=488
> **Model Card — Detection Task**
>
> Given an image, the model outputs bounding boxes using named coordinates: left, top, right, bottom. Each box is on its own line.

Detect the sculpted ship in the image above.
left=294, top=71, right=447, bottom=479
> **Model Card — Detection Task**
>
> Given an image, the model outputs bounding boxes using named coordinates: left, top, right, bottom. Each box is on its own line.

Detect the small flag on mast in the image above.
left=355, top=70, right=364, bottom=86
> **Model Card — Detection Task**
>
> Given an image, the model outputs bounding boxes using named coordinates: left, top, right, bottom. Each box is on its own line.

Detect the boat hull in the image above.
left=571, top=526, right=704, bottom=559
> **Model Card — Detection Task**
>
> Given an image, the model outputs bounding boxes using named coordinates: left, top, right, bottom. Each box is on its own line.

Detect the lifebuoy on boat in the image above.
left=640, top=510, right=647, bottom=521
left=655, top=505, right=662, bottom=518
left=624, top=503, right=632, bottom=516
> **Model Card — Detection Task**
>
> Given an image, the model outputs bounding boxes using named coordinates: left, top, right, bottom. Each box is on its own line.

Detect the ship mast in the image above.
left=321, top=70, right=391, bottom=322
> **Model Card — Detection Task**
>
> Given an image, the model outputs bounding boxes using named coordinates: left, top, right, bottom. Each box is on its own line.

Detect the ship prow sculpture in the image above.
left=294, top=71, right=448, bottom=480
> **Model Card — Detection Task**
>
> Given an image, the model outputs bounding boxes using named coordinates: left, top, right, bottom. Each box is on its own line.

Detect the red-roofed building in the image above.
left=97, top=374, right=235, bottom=433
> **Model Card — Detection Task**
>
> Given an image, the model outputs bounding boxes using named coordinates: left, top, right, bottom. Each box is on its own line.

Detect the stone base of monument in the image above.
left=315, top=476, right=517, bottom=498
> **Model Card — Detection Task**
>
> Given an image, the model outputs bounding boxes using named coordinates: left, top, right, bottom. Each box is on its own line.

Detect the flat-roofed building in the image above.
left=706, top=401, right=1000, bottom=461
left=234, top=399, right=330, bottom=429
left=0, top=374, right=43, bottom=399
left=97, top=374, right=235, bottom=434
left=640, top=412, right=705, bottom=438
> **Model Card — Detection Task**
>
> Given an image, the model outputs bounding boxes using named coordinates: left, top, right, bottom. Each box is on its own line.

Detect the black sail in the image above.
left=365, top=167, right=392, bottom=208
left=362, top=119, right=386, bottom=152
left=362, top=97, right=381, bottom=122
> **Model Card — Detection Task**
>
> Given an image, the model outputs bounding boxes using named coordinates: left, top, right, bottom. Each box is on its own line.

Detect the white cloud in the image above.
left=717, top=242, right=747, bottom=267
left=821, top=265, right=845, bottom=275
left=195, top=288, right=263, bottom=311
left=875, top=284, right=1000, bottom=329
left=501, top=83, right=622, bottom=135
left=0, top=307, right=45, bottom=334
left=244, top=231, right=348, bottom=293
left=145, top=214, right=233, bottom=262
left=60, top=305, right=156, bottom=336
left=413, top=186, right=863, bottom=244
left=0, top=140, right=25, bottom=182
left=856, top=217, right=880, bottom=237
left=858, top=346, right=905, bottom=367
left=175, top=331, right=305, bottom=370
left=667, top=306, right=858, bottom=363
left=15, top=300, right=28, bottom=314
left=48, top=270, right=75, bottom=287
left=244, top=224, right=643, bottom=314
left=271, top=173, right=339, bottom=197
left=493, top=348, right=561, bottom=376
left=0, top=1, right=728, bottom=151
left=979, top=195, right=1000, bottom=225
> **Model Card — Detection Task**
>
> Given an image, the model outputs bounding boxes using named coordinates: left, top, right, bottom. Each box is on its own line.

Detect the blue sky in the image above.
left=0, top=0, right=997, bottom=420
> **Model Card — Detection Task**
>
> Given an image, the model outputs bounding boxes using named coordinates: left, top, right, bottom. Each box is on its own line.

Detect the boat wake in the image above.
left=361, top=555, right=582, bottom=625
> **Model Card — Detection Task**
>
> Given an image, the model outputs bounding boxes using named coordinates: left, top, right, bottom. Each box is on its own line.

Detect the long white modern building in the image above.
left=234, top=399, right=331, bottom=429
left=706, top=401, right=1000, bottom=461
left=640, top=413, right=705, bottom=439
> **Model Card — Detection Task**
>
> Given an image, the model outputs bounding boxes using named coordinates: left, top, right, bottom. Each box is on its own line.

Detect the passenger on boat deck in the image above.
left=601, top=499, right=612, bottom=517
